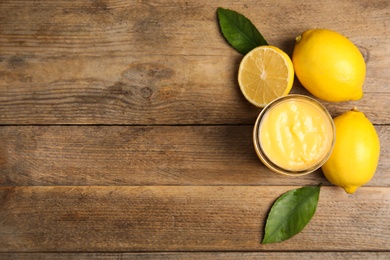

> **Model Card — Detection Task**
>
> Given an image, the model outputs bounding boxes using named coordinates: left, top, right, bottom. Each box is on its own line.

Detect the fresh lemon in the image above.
left=238, top=46, right=294, bottom=107
left=321, top=108, right=380, bottom=194
left=292, top=29, right=366, bottom=102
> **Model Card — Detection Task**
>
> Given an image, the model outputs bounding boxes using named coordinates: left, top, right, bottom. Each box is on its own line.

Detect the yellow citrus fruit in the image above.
left=321, top=108, right=380, bottom=194
left=238, top=46, right=294, bottom=107
left=292, top=29, right=366, bottom=102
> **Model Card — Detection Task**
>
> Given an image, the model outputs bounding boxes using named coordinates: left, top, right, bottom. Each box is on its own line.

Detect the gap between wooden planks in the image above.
left=1, top=252, right=390, bottom=259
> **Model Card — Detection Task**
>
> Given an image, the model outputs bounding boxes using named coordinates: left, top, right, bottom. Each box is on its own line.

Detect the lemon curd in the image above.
left=253, top=95, right=335, bottom=176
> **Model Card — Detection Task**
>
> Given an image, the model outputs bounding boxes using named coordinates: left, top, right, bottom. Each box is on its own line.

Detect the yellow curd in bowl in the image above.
left=253, top=95, right=335, bottom=176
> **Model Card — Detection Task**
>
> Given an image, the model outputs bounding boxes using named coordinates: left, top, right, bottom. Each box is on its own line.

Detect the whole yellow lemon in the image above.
left=292, top=29, right=366, bottom=102
left=321, top=109, right=380, bottom=194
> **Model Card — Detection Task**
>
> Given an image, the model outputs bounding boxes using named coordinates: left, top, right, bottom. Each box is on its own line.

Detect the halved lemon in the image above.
left=238, top=46, right=294, bottom=107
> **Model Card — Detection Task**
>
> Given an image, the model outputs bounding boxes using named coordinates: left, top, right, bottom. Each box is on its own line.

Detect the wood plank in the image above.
left=0, top=0, right=388, bottom=125
left=2, top=252, right=390, bottom=260
left=0, top=0, right=387, bottom=58
left=0, top=186, right=389, bottom=252
left=0, top=125, right=388, bottom=186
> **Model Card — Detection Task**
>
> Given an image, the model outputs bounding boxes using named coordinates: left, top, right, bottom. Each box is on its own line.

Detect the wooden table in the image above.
left=0, top=0, right=389, bottom=258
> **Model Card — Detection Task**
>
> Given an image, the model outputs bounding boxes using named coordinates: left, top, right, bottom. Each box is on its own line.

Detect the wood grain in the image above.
left=0, top=186, right=389, bottom=252
left=0, top=0, right=389, bottom=125
left=0, top=125, right=388, bottom=186
left=0, top=0, right=389, bottom=256
left=2, top=252, right=390, bottom=260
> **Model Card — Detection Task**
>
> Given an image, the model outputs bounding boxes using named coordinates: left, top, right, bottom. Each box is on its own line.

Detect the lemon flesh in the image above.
left=292, top=29, right=366, bottom=102
left=321, top=109, right=380, bottom=194
left=238, top=46, right=294, bottom=107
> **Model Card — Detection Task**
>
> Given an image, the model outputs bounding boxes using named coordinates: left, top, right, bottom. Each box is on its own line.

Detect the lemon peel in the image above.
left=292, top=29, right=366, bottom=102
left=321, top=108, right=380, bottom=194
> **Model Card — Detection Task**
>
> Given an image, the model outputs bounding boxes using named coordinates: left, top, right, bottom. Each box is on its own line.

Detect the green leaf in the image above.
left=262, top=184, right=321, bottom=244
left=217, top=7, right=268, bottom=55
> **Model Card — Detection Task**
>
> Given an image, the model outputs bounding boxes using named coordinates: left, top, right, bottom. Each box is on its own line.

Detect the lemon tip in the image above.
left=343, top=185, right=359, bottom=194
left=295, top=35, right=302, bottom=43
